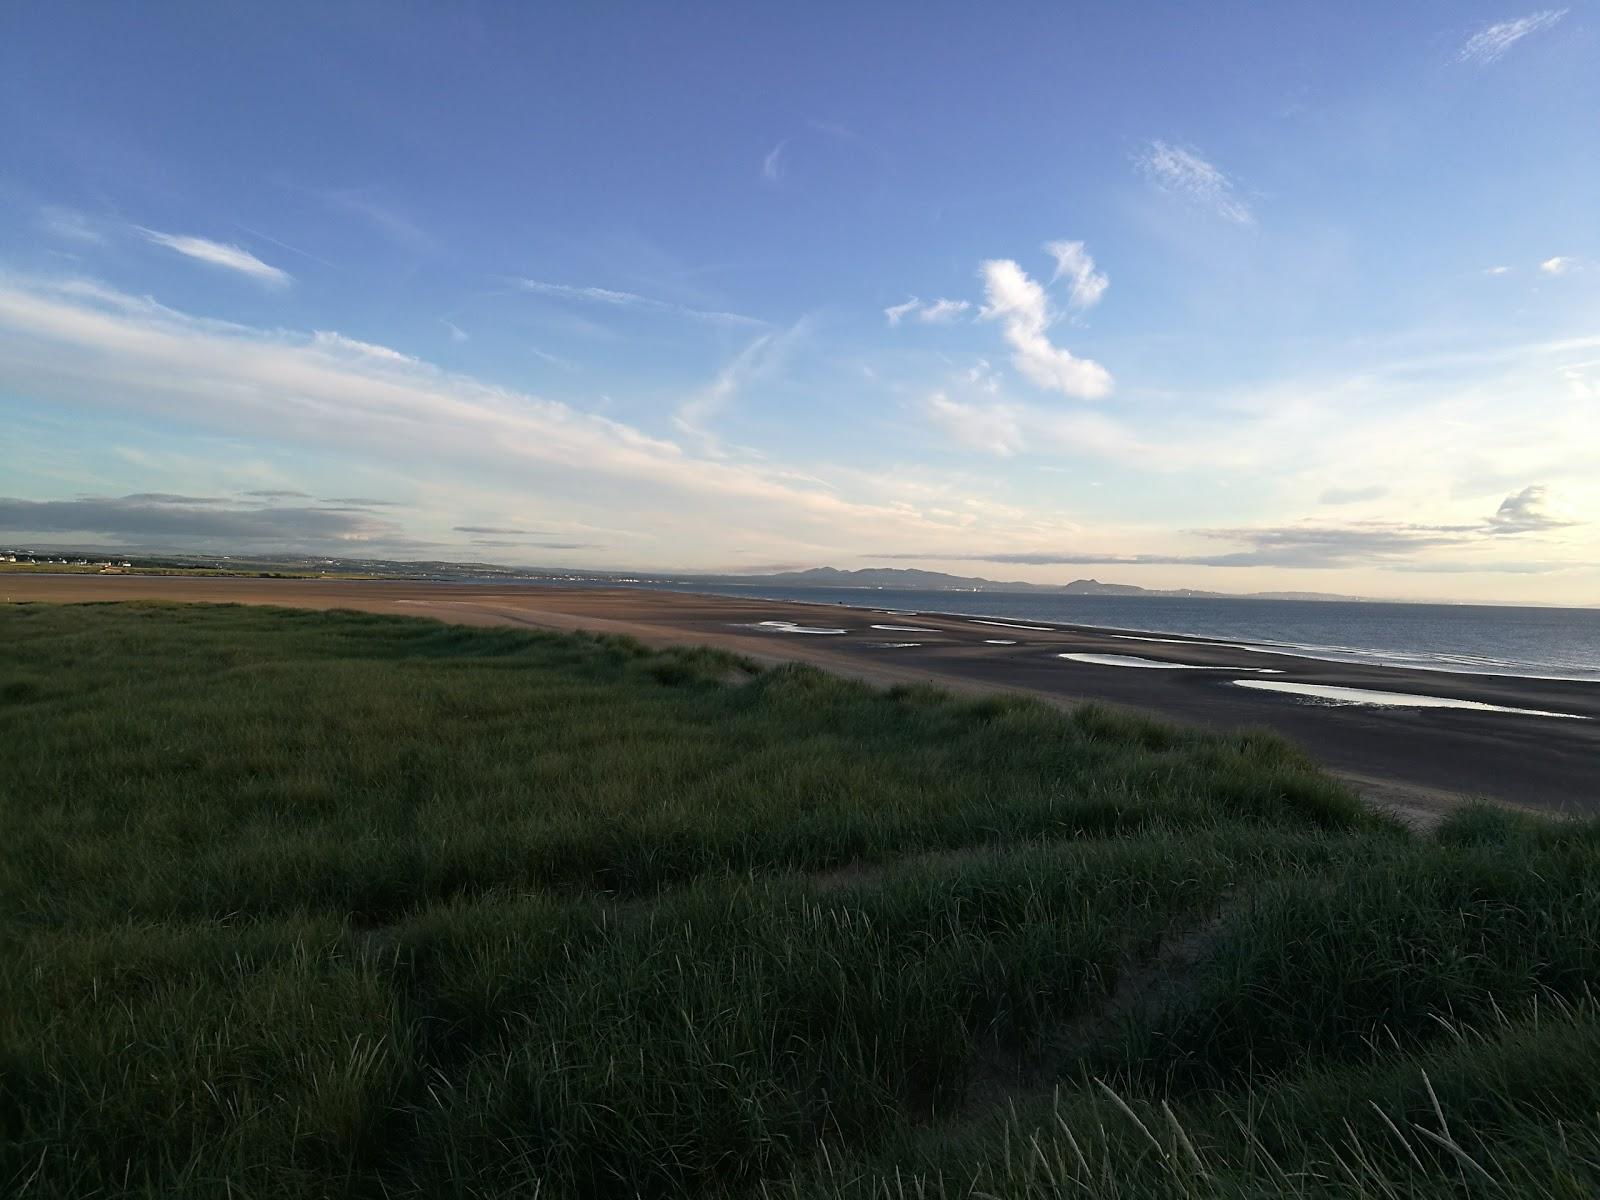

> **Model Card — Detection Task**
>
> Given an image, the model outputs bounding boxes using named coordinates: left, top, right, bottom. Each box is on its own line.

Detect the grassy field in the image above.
left=2, top=602, right=1598, bottom=1198
left=0, top=563, right=366, bottom=578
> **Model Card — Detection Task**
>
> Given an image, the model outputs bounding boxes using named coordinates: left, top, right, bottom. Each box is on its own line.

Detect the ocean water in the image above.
left=626, top=583, right=1600, bottom=683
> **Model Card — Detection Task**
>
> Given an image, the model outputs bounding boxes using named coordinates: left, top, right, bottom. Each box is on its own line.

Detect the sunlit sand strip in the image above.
left=1231, top=679, right=1589, bottom=719
left=970, top=619, right=1055, bottom=631
left=871, top=624, right=939, bottom=632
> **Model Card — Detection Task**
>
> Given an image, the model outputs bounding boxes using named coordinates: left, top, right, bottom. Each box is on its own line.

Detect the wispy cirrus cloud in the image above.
left=0, top=275, right=956, bottom=560
left=884, top=297, right=971, bottom=325
left=1136, top=141, right=1254, bottom=225
left=925, top=393, right=1024, bottom=457
left=1458, top=9, right=1567, bottom=64
left=518, top=278, right=763, bottom=327
left=139, top=230, right=292, bottom=287
left=312, top=330, right=417, bottom=363
left=39, top=207, right=105, bottom=244
left=675, top=319, right=810, bottom=443
left=318, top=188, right=435, bottom=252
left=761, top=140, right=788, bottom=182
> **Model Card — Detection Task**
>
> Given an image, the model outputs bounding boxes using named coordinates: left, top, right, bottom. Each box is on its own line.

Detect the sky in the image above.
left=1, top=3, right=1596, bottom=604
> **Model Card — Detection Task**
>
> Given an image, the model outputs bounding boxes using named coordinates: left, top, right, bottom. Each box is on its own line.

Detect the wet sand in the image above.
left=7, top=575, right=1597, bottom=825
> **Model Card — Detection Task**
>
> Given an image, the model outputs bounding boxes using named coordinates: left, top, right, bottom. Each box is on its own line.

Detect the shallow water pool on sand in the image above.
left=1114, top=633, right=1239, bottom=649
left=1060, top=652, right=1229, bottom=669
left=1231, top=679, right=1589, bottom=719
left=747, top=620, right=849, bottom=635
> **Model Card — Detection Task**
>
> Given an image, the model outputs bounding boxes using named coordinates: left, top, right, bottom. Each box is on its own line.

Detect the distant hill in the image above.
left=0, top=545, right=1395, bottom=604
left=712, top=565, right=1365, bottom=603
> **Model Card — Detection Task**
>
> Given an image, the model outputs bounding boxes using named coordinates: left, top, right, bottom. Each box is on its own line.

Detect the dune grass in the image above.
left=1, top=601, right=1595, bottom=1198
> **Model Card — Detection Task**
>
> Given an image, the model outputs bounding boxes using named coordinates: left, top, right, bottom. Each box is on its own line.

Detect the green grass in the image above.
left=1, top=601, right=1595, bottom=1198
left=0, top=563, right=357, bottom=578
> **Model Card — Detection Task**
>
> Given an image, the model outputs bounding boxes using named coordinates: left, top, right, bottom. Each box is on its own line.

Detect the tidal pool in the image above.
left=1230, top=679, right=1588, bottom=719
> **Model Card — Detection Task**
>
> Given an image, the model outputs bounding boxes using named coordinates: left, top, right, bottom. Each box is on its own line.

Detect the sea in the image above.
left=609, top=582, right=1600, bottom=684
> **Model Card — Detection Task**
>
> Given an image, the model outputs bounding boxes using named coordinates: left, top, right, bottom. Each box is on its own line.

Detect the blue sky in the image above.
left=1, top=3, right=1596, bottom=602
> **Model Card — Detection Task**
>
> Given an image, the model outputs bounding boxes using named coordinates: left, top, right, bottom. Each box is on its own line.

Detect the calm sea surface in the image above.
left=607, top=582, right=1600, bottom=683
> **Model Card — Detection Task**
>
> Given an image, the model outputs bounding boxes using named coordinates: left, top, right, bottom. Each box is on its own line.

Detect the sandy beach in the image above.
left=8, top=574, right=1596, bottom=824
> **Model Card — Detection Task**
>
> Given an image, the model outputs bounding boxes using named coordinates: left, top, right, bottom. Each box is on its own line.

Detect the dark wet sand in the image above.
left=7, top=575, right=1596, bottom=824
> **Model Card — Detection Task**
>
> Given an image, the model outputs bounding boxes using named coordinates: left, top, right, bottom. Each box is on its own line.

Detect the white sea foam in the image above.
left=871, top=624, right=939, bottom=633
left=971, top=619, right=1054, bottom=631
left=983, top=639, right=1018, bottom=645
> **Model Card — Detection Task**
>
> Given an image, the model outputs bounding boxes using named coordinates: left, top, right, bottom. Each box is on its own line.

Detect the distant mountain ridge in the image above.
left=726, top=565, right=1365, bottom=603
left=18, top=545, right=1565, bottom=605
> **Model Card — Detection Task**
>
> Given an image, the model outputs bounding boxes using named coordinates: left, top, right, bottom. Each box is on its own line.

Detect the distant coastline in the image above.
left=4, top=547, right=1592, bottom=610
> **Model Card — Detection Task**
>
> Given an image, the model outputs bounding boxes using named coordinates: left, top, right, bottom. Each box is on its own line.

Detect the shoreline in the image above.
left=597, top=580, right=1600, bottom=684
left=6, top=573, right=1597, bottom=824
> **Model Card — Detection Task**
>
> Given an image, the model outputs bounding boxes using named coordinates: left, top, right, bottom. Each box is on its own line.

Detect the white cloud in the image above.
left=0, top=278, right=943, bottom=552
left=963, top=359, right=999, bottom=394
left=884, top=297, right=971, bottom=325
left=1458, top=9, right=1568, bottom=64
left=312, top=330, right=417, bottom=364
left=3, top=272, right=1593, bottom=590
left=762, top=140, right=787, bottom=182
left=1136, top=141, right=1255, bottom=226
left=1319, top=484, right=1389, bottom=506
left=884, top=298, right=921, bottom=326
left=918, top=298, right=971, bottom=323
left=519, top=278, right=763, bottom=327
left=925, top=393, right=1023, bottom=456
left=1540, top=256, right=1574, bottom=275
left=316, top=189, right=434, bottom=252
left=1045, top=240, right=1109, bottom=310
left=674, top=318, right=810, bottom=452
left=139, top=230, right=292, bottom=287
left=1488, top=484, right=1578, bottom=533
left=39, top=207, right=105, bottom=244
left=979, top=258, right=1113, bottom=400
left=1485, top=266, right=1512, bottom=276
left=529, top=346, right=579, bottom=371
left=443, top=320, right=469, bottom=342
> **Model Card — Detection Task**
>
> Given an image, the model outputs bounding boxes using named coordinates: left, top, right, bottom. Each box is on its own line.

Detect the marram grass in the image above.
left=1, top=601, right=1595, bottom=1198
